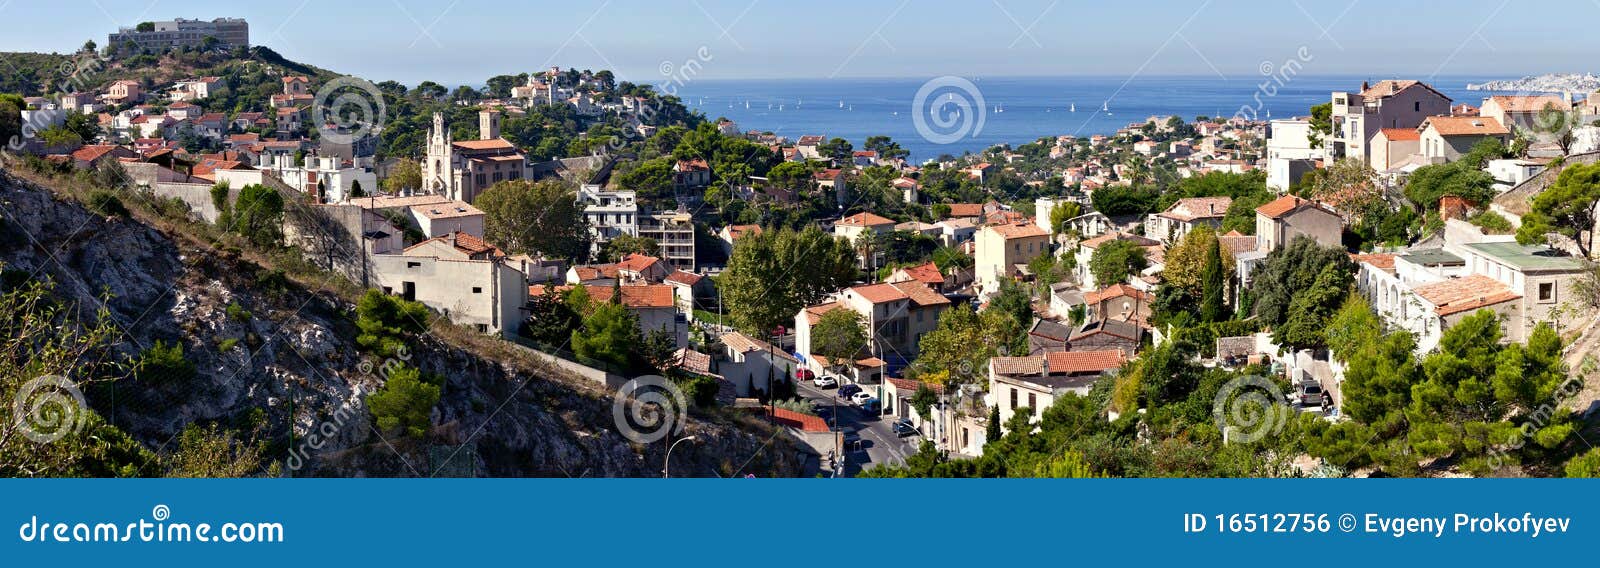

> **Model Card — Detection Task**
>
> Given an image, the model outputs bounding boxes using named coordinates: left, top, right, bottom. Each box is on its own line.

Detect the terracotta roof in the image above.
left=1083, top=284, right=1152, bottom=305
left=664, top=270, right=704, bottom=286
left=69, top=145, right=123, bottom=162
left=1421, top=116, right=1509, bottom=137
left=987, top=222, right=1048, bottom=239
left=404, top=231, right=505, bottom=258
left=803, top=302, right=844, bottom=325
left=617, top=253, right=661, bottom=273
left=946, top=203, right=985, bottom=218
left=1046, top=350, right=1126, bottom=374
left=1079, top=232, right=1159, bottom=250
left=1159, top=196, right=1232, bottom=221
left=721, top=332, right=799, bottom=363
left=675, top=158, right=709, bottom=171
left=887, top=281, right=950, bottom=307
left=451, top=139, right=519, bottom=151
left=893, top=261, right=945, bottom=286
left=1413, top=275, right=1520, bottom=317
left=838, top=212, right=896, bottom=227
left=1487, top=95, right=1569, bottom=113
left=1351, top=253, right=1396, bottom=270
left=850, top=282, right=909, bottom=304
left=1377, top=128, right=1419, bottom=142
left=766, top=406, right=829, bottom=432
left=723, top=224, right=762, bottom=241
left=886, top=377, right=942, bottom=394
left=677, top=348, right=713, bottom=375
left=990, top=355, right=1045, bottom=376
left=1255, top=195, right=1331, bottom=219
left=1359, top=79, right=1449, bottom=101
left=1217, top=234, right=1258, bottom=256
left=597, top=284, right=678, bottom=308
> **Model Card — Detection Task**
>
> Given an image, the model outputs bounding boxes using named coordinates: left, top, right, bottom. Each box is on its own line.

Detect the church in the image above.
left=422, top=110, right=532, bottom=203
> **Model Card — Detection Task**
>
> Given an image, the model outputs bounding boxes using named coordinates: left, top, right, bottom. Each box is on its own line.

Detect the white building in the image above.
left=371, top=232, right=528, bottom=337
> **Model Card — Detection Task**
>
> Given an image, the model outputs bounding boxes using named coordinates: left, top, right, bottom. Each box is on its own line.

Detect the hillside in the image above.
left=0, top=162, right=798, bottom=477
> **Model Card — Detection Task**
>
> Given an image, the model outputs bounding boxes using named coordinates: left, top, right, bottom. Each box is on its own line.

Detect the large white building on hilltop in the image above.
left=109, top=18, right=250, bottom=50
left=423, top=111, right=531, bottom=204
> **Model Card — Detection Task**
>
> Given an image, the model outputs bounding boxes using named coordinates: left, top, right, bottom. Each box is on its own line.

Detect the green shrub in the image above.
left=86, top=190, right=129, bottom=217
left=139, top=340, right=196, bottom=385
left=225, top=302, right=252, bottom=322
left=368, top=364, right=440, bottom=438
left=355, top=289, right=431, bottom=357
left=218, top=337, right=240, bottom=352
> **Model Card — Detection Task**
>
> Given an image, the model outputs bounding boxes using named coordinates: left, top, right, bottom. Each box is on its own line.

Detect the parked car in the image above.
left=850, top=391, right=875, bottom=406
left=838, top=384, right=863, bottom=398
left=812, top=374, right=838, bottom=388
left=891, top=418, right=918, bottom=437
left=1292, top=379, right=1325, bottom=407
left=795, top=368, right=816, bottom=382
left=858, top=397, right=880, bottom=414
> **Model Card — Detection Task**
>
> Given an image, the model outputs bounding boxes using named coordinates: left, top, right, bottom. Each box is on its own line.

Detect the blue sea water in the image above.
left=676, top=75, right=1508, bottom=161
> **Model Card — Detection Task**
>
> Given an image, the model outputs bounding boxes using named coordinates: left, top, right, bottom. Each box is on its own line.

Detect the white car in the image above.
left=812, top=374, right=838, bottom=388
left=850, top=391, right=875, bottom=406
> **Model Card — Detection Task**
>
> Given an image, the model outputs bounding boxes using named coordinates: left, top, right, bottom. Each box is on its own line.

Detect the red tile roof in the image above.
left=894, top=262, right=945, bottom=286
left=617, top=253, right=661, bottom=273
left=1413, top=275, right=1520, bottom=316
left=766, top=406, right=829, bottom=432
left=987, top=222, right=1048, bottom=239
left=1083, top=284, right=1152, bottom=305
left=838, top=212, right=896, bottom=227
left=1045, top=350, right=1126, bottom=374
left=1378, top=128, right=1419, bottom=142
left=850, top=282, right=909, bottom=304
left=888, top=280, right=950, bottom=307
left=665, top=270, right=704, bottom=286
left=1422, top=116, right=1509, bottom=137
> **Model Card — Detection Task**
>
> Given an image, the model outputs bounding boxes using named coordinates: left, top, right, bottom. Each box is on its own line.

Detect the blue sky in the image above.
left=3, top=0, right=1597, bottom=86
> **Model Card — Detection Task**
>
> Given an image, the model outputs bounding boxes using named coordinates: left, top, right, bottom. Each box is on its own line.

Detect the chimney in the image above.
left=1361, top=81, right=1369, bottom=92
left=479, top=110, right=500, bottom=141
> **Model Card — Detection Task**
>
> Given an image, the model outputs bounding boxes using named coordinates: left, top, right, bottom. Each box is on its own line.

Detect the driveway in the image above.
left=795, top=380, right=920, bottom=477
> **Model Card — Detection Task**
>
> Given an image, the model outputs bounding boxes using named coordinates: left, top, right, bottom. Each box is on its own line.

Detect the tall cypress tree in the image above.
left=1199, top=239, right=1225, bottom=322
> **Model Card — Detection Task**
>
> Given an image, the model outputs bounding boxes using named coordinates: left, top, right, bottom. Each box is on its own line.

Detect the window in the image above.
left=1009, top=388, right=1017, bottom=409
left=1540, top=282, right=1555, bottom=302
left=1414, top=101, right=1420, bottom=112
left=1027, top=392, right=1036, bottom=410
left=472, top=287, right=483, bottom=294
left=406, top=261, right=421, bottom=268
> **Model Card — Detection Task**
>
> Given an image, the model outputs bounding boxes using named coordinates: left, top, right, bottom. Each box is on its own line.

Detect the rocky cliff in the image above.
left=0, top=168, right=799, bottom=477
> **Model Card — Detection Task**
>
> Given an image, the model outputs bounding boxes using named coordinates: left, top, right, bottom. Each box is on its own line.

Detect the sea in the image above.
left=675, top=75, right=1516, bottom=161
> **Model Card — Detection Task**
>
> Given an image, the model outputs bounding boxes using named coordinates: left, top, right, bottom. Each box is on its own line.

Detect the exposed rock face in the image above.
left=0, top=170, right=799, bottom=478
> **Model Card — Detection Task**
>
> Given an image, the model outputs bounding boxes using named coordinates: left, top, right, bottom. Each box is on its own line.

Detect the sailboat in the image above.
left=1101, top=101, right=1108, bottom=112
left=838, top=100, right=844, bottom=108
left=744, top=100, right=750, bottom=109
left=778, top=104, right=785, bottom=111
left=995, top=104, right=1004, bottom=113
left=1070, top=103, right=1076, bottom=112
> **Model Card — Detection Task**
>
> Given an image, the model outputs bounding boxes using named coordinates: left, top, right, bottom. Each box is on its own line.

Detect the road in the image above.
left=795, top=380, right=920, bottom=477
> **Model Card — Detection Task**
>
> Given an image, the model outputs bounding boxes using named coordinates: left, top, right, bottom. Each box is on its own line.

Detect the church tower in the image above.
left=423, top=112, right=454, bottom=197
left=479, top=109, right=500, bottom=140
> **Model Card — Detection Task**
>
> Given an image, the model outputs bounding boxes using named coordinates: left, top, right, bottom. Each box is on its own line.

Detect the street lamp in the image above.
left=664, top=435, right=698, bottom=478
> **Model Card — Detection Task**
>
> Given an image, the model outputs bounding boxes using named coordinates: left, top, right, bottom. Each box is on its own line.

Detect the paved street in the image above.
left=795, top=380, right=920, bottom=477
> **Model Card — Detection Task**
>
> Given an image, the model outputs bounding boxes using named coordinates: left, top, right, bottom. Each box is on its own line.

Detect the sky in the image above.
left=3, top=0, right=1598, bottom=87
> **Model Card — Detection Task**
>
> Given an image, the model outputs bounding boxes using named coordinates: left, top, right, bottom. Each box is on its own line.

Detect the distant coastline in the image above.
left=1466, top=73, right=1600, bottom=93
